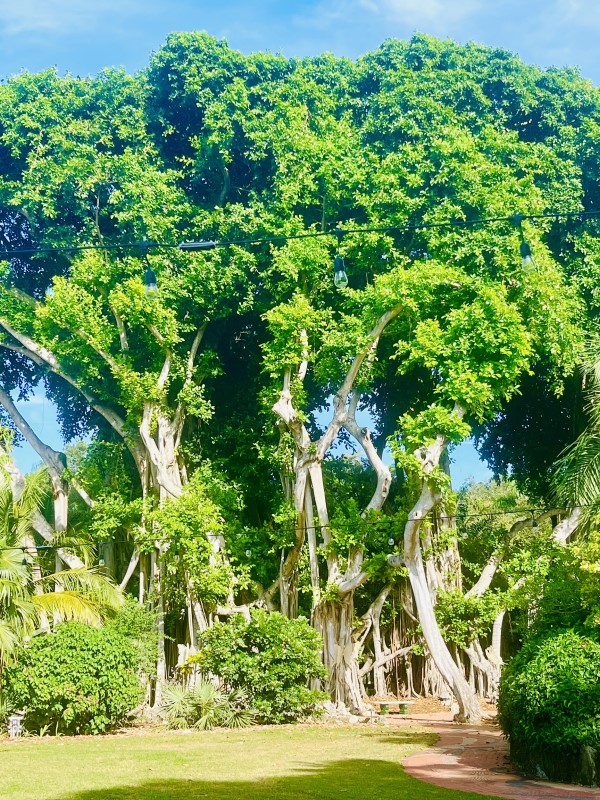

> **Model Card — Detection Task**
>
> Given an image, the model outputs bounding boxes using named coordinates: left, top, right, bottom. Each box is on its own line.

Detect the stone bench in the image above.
left=370, top=699, right=416, bottom=716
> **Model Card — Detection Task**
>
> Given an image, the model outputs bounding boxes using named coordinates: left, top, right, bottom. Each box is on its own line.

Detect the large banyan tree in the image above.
left=0, top=33, right=598, bottom=719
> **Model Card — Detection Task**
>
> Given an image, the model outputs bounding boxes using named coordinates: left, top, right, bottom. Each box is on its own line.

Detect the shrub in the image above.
left=498, top=629, right=600, bottom=781
left=104, top=597, right=159, bottom=681
left=191, top=609, right=327, bottom=723
left=4, top=622, right=144, bottom=735
left=159, top=680, right=254, bottom=729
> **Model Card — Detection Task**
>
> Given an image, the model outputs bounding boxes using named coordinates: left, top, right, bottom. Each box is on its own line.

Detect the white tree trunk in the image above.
left=313, top=596, right=366, bottom=712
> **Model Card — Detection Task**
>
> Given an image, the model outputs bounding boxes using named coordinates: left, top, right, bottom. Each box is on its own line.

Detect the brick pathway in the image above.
left=398, top=713, right=600, bottom=800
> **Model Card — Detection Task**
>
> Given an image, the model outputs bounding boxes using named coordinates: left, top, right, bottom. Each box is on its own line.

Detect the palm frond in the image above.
left=159, top=680, right=253, bottom=730
left=553, top=336, right=600, bottom=530
left=36, top=568, right=123, bottom=613
left=16, top=468, right=49, bottom=517
left=31, top=591, right=102, bottom=626
left=50, top=529, right=96, bottom=568
left=0, top=619, right=19, bottom=666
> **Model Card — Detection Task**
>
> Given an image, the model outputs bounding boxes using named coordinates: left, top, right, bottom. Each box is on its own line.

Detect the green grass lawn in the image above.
left=0, top=724, right=496, bottom=800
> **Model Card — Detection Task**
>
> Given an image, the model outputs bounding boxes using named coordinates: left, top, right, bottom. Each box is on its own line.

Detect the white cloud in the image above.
left=303, top=0, right=483, bottom=38
left=357, top=0, right=481, bottom=26
left=0, top=0, right=143, bottom=36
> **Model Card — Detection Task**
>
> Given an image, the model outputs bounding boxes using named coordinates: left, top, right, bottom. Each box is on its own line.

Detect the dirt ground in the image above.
left=367, top=696, right=497, bottom=716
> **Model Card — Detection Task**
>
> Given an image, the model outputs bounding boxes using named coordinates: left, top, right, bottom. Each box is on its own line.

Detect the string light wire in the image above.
left=0, top=504, right=591, bottom=555
left=0, top=206, right=594, bottom=554
left=0, top=209, right=598, bottom=261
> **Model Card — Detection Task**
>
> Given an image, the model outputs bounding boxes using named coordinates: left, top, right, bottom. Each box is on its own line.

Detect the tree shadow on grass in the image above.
left=373, top=731, right=438, bottom=748
left=57, top=757, right=488, bottom=800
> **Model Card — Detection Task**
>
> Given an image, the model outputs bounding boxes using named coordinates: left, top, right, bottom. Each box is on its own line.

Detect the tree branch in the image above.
left=0, top=319, right=146, bottom=474
left=174, top=323, right=207, bottom=443
left=344, top=391, right=392, bottom=513
left=119, top=547, right=140, bottom=591
left=466, top=507, right=565, bottom=598
left=0, top=384, right=66, bottom=480
left=111, top=307, right=129, bottom=352
left=359, top=646, right=414, bottom=677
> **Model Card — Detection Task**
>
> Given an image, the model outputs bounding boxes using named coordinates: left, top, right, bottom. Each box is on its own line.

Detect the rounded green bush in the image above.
left=4, top=622, right=144, bottom=735
left=192, top=609, right=327, bottom=723
left=498, top=629, right=600, bottom=758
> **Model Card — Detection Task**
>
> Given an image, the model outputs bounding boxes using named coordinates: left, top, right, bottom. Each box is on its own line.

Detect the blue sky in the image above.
left=0, top=0, right=598, bottom=85
left=4, top=0, right=578, bottom=479
left=14, top=385, right=492, bottom=486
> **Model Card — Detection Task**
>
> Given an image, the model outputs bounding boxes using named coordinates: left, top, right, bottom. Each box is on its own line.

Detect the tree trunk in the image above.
left=153, top=554, right=167, bottom=710
left=491, top=610, right=505, bottom=660
left=313, top=595, right=365, bottom=712
left=102, top=539, right=116, bottom=579
left=366, top=586, right=391, bottom=696
left=402, top=410, right=483, bottom=722
left=405, top=551, right=482, bottom=719
left=279, top=550, right=299, bottom=618
left=305, top=487, right=321, bottom=607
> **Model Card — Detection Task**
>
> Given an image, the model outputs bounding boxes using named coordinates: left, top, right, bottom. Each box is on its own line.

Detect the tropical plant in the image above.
left=192, top=610, right=327, bottom=724
left=554, top=337, right=600, bottom=522
left=3, top=621, right=143, bottom=734
left=0, top=467, right=122, bottom=673
left=159, top=680, right=254, bottom=730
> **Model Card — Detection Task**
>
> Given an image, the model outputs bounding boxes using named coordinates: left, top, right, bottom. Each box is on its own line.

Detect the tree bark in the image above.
left=313, top=595, right=365, bottom=711
left=403, top=409, right=483, bottom=722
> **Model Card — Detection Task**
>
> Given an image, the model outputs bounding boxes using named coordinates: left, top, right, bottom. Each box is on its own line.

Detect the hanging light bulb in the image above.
left=138, top=238, right=159, bottom=294
left=245, top=549, right=252, bottom=558
left=333, top=225, right=349, bottom=290
left=510, top=214, right=536, bottom=272
left=531, top=514, right=538, bottom=529
left=144, top=267, right=158, bottom=294
left=334, top=254, right=348, bottom=290
left=520, top=240, right=536, bottom=272
left=388, top=536, right=395, bottom=547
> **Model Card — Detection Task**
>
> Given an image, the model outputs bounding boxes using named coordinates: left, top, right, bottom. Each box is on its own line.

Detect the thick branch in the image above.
left=271, top=389, right=311, bottom=451
left=174, top=323, right=207, bottom=442
left=297, top=328, right=309, bottom=383
left=157, top=352, right=172, bottom=389
left=111, top=307, right=129, bottom=352
left=0, top=384, right=66, bottom=480
left=119, top=548, right=140, bottom=591
left=139, top=403, right=183, bottom=499
left=0, top=321, right=146, bottom=474
left=338, top=569, right=369, bottom=595
left=0, top=341, right=46, bottom=366
left=72, top=480, right=94, bottom=508
left=552, top=507, right=581, bottom=544
left=216, top=604, right=252, bottom=621
left=344, top=391, right=392, bottom=513
left=316, top=304, right=403, bottom=460
left=0, top=321, right=128, bottom=436
left=359, top=646, right=414, bottom=677
left=147, top=324, right=167, bottom=346
left=466, top=507, right=565, bottom=598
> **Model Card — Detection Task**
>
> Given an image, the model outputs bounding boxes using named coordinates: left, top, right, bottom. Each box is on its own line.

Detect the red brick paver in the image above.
left=398, top=713, right=600, bottom=800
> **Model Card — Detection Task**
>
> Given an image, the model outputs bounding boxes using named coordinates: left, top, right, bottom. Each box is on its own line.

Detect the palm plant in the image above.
left=553, top=339, right=600, bottom=523
left=160, top=680, right=254, bottom=730
left=0, top=467, right=123, bottom=672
